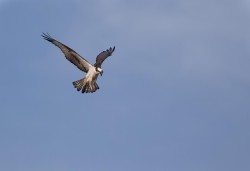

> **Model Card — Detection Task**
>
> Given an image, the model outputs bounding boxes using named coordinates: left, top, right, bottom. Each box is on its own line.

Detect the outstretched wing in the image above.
left=42, top=33, right=92, bottom=73
left=94, top=46, right=115, bottom=68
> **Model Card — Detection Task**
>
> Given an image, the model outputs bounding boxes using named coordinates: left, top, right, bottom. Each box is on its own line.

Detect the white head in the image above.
left=96, top=67, right=103, bottom=76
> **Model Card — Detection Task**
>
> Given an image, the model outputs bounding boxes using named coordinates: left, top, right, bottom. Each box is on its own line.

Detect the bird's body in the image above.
left=73, top=66, right=101, bottom=93
left=42, top=33, right=115, bottom=93
left=85, top=66, right=100, bottom=83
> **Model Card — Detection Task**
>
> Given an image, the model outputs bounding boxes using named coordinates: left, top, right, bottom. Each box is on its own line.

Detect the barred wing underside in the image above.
left=94, top=46, right=115, bottom=68
left=42, top=33, right=92, bottom=73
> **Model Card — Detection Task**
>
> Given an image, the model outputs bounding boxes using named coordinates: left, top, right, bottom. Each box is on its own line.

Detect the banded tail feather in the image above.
left=73, top=78, right=99, bottom=93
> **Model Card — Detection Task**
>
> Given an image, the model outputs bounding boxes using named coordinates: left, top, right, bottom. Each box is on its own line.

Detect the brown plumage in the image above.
left=42, top=33, right=115, bottom=93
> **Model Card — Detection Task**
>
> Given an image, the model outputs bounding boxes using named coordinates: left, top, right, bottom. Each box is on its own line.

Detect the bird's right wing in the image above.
left=94, top=46, right=115, bottom=68
left=42, top=33, right=92, bottom=73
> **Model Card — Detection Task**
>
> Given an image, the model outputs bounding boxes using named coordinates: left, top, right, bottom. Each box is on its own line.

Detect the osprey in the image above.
left=42, top=33, right=115, bottom=93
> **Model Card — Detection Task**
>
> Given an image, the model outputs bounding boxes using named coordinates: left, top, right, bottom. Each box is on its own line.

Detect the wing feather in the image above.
left=42, top=33, right=92, bottom=73
left=94, top=46, right=115, bottom=67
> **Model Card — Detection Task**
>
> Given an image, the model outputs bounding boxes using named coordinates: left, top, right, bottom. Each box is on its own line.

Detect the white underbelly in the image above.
left=85, top=67, right=99, bottom=82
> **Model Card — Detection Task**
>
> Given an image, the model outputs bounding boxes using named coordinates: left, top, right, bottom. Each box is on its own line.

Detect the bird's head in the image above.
left=96, top=67, right=104, bottom=76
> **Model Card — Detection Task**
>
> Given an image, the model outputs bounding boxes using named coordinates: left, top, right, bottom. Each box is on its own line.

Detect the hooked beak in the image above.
left=100, top=71, right=103, bottom=76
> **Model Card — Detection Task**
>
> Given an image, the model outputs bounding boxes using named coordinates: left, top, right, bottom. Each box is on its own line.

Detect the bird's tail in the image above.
left=72, top=78, right=99, bottom=93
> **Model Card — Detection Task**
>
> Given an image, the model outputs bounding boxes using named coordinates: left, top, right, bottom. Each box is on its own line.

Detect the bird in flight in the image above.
left=42, top=33, right=115, bottom=93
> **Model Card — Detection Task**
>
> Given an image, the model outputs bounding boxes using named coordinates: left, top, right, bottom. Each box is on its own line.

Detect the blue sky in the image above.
left=0, top=0, right=250, bottom=170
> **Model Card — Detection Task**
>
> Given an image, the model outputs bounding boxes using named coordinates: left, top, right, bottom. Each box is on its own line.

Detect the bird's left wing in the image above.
left=42, top=33, right=92, bottom=73
left=94, top=46, right=115, bottom=68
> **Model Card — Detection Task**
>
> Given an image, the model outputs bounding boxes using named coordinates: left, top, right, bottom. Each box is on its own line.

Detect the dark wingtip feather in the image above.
left=106, top=46, right=115, bottom=55
left=41, top=32, right=53, bottom=42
